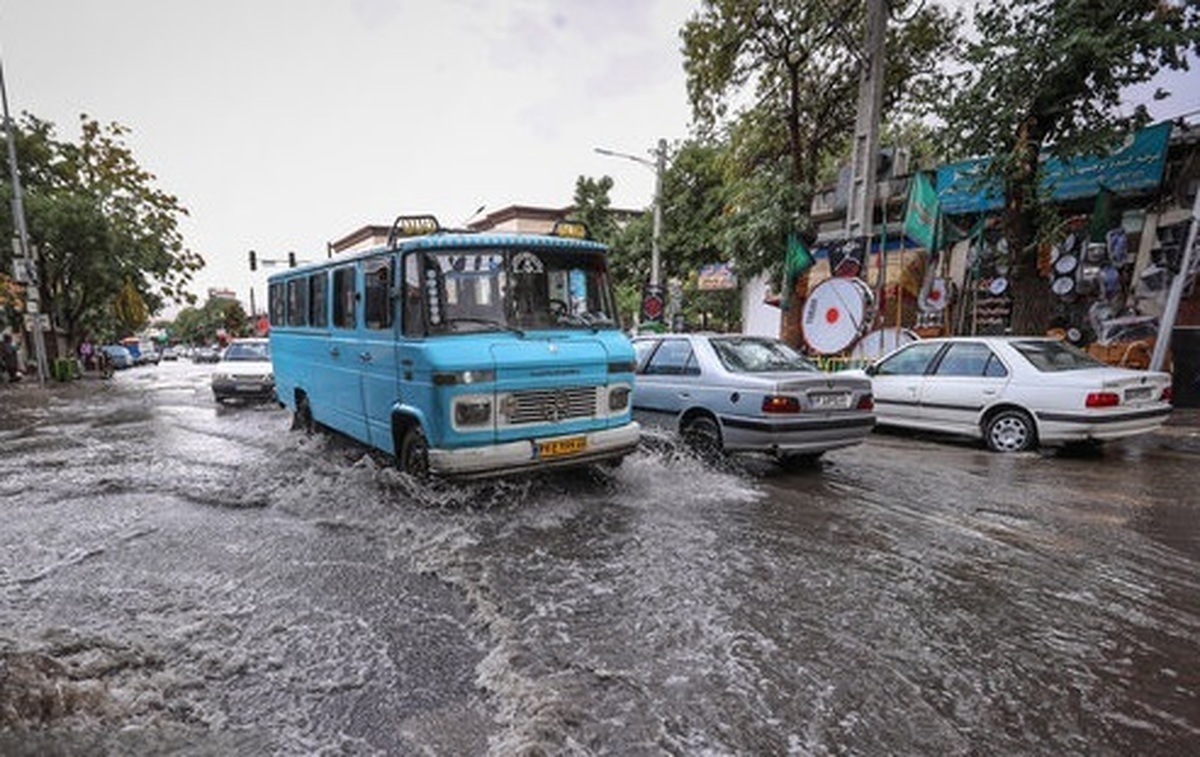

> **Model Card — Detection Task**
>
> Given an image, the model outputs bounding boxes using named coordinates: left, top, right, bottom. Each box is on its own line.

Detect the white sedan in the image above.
left=852, top=336, right=1173, bottom=452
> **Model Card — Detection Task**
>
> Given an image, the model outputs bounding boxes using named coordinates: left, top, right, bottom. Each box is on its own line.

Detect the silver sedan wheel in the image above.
left=681, top=414, right=723, bottom=459
left=985, top=410, right=1035, bottom=453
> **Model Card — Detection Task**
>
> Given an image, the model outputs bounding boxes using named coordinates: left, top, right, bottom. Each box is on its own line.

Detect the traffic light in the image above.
left=248, top=250, right=257, bottom=271
left=288, top=251, right=297, bottom=268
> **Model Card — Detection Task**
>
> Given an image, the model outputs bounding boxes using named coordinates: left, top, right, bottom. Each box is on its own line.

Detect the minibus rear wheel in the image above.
left=292, top=395, right=315, bottom=434
left=398, top=426, right=430, bottom=479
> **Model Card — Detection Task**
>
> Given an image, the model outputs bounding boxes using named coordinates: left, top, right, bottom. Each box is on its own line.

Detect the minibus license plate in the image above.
left=539, top=436, right=586, bottom=458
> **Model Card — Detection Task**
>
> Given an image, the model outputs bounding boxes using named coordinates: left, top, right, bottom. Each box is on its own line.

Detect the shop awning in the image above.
left=936, top=121, right=1173, bottom=215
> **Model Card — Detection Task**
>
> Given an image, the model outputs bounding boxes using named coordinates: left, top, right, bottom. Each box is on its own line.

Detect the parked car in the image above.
left=631, top=333, right=876, bottom=465
left=192, top=345, right=221, bottom=363
left=99, top=344, right=135, bottom=370
left=851, top=336, right=1173, bottom=452
left=160, top=345, right=179, bottom=361
left=211, top=338, right=274, bottom=403
left=120, top=338, right=161, bottom=365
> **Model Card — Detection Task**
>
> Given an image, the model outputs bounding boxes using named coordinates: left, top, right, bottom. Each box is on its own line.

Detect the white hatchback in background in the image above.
left=211, top=338, right=275, bottom=404
left=853, top=336, right=1173, bottom=452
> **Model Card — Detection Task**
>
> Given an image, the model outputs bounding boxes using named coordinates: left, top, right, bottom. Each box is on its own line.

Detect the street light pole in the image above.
left=595, top=140, right=668, bottom=330
left=594, top=138, right=666, bottom=288
left=651, top=138, right=665, bottom=288
left=1, top=54, right=49, bottom=386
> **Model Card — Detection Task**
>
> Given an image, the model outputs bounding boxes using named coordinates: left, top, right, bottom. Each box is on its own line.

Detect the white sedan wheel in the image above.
left=985, top=410, right=1035, bottom=453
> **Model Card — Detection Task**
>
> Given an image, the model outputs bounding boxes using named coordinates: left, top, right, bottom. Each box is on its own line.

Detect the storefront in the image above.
left=787, top=120, right=1199, bottom=371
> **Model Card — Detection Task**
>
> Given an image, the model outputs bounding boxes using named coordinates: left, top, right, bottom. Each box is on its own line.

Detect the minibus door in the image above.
left=359, top=256, right=401, bottom=454
left=328, top=263, right=370, bottom=444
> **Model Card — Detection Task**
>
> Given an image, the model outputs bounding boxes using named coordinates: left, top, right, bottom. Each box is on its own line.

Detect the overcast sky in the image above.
left=3, top=0, right=698, bottom=314
left=4, top=1, right=1198, bottom=317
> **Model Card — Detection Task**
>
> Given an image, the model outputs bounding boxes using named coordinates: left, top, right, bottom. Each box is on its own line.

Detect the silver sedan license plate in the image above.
left=809, top=392, right=850, bottom=410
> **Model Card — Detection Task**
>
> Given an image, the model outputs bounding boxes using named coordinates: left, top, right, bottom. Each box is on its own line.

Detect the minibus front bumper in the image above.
left=428, top=422, right=641, bottom=479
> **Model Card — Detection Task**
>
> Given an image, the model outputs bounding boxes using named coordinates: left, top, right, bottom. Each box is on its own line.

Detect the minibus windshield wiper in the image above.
left=557, top=312, right=616, bottom=331
left=444, top=317, right=525, bottom=337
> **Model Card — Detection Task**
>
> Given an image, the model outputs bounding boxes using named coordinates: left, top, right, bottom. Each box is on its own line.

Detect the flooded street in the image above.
left=2, top=360, right=1198, bottom=755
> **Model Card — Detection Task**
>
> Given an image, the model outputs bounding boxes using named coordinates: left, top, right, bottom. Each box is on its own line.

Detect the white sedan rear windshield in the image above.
left=1013, top=340, right=1107, bottom=372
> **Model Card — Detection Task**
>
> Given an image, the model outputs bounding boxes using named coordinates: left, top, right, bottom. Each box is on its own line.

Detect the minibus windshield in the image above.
left=417, top=247, right=619, bottom=335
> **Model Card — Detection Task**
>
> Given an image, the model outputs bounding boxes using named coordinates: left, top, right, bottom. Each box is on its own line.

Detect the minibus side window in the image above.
left=364, top=258, right=393, bottom=330
left=286, top=278, right=308, bottom=326
left=268, top=282, right=285, bottom=326
left=309, top=272, right=328, bottom=327
left=332, top=266, right=356, bottom=329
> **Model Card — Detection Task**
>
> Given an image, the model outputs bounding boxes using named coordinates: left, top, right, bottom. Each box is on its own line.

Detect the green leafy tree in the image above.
left=682, top=0, right=959, bottom=268
left=681, top=0, right=961, bottom=342
left=0, top=114, right=204, bottom=352
left=938, top=0, right=1200, bottom=333
left=220, top=299, right=249, bottom=338
left=571, top=174, right=641, bottom=327
left=596, top=140, right=735, bottom=329
left=571, top=175, right=620, bottom=244
left=113, top=278, right=150, bottom=336
left=170, top=306, right=207, bottom=345
left=169, top=296, right=247, bottom=345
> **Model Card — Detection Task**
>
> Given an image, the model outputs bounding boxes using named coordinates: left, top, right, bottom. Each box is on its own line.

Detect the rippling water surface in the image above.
left=1, top=362, right=1197, bottom=755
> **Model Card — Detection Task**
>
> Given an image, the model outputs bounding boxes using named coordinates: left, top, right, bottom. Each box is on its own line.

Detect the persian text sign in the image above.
left=937, top=122, right=1172, bottom=215
left=697, top=263, right=738, bottom=291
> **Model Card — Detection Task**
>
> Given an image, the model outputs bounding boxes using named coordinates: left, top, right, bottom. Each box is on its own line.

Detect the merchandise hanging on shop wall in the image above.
left=827, top=237, right=867, bottom=278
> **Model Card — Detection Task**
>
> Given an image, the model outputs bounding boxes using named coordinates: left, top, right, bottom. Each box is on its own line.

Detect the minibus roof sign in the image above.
left=387, top=214, right=442, bottom=248
left=551, top=220, right=590, bottom=240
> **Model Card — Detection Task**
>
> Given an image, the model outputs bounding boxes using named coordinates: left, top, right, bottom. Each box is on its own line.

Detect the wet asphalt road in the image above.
left=1, top=360, right=1198, bottom=755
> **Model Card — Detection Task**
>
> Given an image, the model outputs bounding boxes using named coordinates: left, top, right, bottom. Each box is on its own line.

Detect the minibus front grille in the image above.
left=505, top=386, right=598, bottom=425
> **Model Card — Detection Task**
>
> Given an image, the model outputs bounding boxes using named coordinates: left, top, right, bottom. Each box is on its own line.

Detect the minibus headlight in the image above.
left=434, top=369, right=496, bottom=386
left=608, top=386, right=631, bottom=411
left=454, top=399, right=492, bottom=427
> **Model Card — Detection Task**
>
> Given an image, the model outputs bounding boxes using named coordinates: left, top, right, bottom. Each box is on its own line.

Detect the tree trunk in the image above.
left=779, top=61, right=809, bottom=348
left=1003, top=118, right=1054, bottom=335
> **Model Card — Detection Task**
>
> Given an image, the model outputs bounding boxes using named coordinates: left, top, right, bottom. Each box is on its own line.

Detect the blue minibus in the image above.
left=267, top=215, right=640, bottom=478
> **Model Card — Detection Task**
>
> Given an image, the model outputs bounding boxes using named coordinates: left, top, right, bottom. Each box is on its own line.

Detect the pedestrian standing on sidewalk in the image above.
left=79, top=338, right=94, bottom=372
left=2, top=332, right=21, bottom=382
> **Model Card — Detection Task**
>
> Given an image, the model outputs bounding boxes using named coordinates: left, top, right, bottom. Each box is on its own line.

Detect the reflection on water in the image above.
left=1, top=364, right=1198, bottom=754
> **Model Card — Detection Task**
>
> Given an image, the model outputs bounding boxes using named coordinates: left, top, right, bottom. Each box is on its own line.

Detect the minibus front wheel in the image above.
left=397, top=424, right=430, bottom=479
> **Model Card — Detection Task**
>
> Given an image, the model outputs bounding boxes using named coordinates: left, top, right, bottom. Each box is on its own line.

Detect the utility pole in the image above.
left=1149, top=186, right=1200, bottom=371
left=1, top=54, right=49, bottom=386
left=845, top=0, right=887, bottom=245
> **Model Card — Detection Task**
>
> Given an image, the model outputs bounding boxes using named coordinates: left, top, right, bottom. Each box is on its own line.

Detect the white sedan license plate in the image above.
left=809, top=392, right=850, bottom=410
left=1124, top=386, right=1152, bottom=401
left=538, top=436, right=587, bottom=459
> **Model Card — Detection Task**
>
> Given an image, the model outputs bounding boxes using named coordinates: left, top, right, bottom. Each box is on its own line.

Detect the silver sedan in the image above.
left=631, top=334, right=876, bottom=466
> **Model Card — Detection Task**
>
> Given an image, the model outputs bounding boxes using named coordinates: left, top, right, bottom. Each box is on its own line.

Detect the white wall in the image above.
left=741, top=273, right=781, bottom=337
